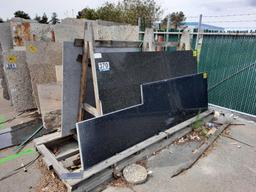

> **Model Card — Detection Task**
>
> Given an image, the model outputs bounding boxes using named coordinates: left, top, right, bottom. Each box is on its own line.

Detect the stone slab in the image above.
left=3, top=50, right=36, bottom=112
left=0, top=23, right=13, bottom=51
left=61, top=42, right=82, bottom=136
left=95, top=24, right=139, bottom=41
left=10, top=20, right=54, bottom=46
left=25, top=41, right=62, bottom=111
left=77, top=74, right=208, bottom=169
left=95, top=51, right=197, bottom=114
left=54, top=23, right=84, bottom=42
left=0, top=115, right=42, bottom=149
left=0, top=45, right=10, bottom=100
left=37, top=83, right=62, bottom=129
left=54, top=19, right=139, bottom=43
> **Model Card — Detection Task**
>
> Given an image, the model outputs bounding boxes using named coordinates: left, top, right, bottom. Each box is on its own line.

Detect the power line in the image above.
left=204, top=20, right=256, bottom=23
left=187, top=12, right=256, bottom=18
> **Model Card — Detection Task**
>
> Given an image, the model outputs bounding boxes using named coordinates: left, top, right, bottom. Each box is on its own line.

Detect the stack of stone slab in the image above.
left=0, top=17, right=139, bottom=131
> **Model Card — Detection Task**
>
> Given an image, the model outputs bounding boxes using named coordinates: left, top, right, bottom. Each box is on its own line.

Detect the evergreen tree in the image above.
left=50, top=12, right=60, bottom=24
left=14, top=10, right=31, bottom=19
left=39, top=13, right=48, bottom=24
left=34, top=15, right=41, bottom=22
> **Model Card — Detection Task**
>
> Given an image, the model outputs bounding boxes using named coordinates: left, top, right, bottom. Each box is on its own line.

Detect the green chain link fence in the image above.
left=199, top=35, right=256, bottom=115
left=141, top=31, right=256, bottom=115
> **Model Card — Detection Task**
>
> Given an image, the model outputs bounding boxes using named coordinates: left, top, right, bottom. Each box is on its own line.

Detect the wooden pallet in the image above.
left=34, top=110, right=213, bottom=192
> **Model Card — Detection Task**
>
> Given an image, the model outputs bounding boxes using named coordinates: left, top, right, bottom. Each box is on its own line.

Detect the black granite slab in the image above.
left=85, top=51, right=197, bottom=114
left=77, top=73, right=208, bottom=169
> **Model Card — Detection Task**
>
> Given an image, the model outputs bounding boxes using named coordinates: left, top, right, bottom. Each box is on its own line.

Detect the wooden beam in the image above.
left=89, top=41, right=103, bottom=116
left=33, top=132, right=62, bottom=146
left=77, top=41, right=89, bottom=122
left=56, top=147, right=80, bottom=161
left=74, top=39, right=142, bottom=48
left=83, top=103, right=99, bottom=116
left=37, top=144, right=68, bottom=177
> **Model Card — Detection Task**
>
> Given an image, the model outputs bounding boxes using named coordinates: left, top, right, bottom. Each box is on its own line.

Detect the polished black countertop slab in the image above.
left=77, top=73, right=208, bottom=169
left=85, top=51, right=197, bottom=114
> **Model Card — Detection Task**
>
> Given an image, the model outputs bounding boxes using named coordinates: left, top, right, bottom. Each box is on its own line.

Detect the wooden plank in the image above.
left=43, top=156, right=53, bottom=170
left=89, top=42, right=102, bottom=116
left=56, top=147, right=80, bottom=161
left=83, top=103, right=99, bottom=116
left=70, top=168, right=113, bottom=192
left=171, top=123, right=230, bottom=177
left=74, top=39, right=141, bottom=48
left=77, top=41, right=89, bottom=122
left=33, top=132, right=62, bottom=146
left=37, top=144, right=68, bottom=177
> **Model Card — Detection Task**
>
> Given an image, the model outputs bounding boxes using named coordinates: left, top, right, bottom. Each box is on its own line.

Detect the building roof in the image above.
left=184, top=22, right=225, bottom=31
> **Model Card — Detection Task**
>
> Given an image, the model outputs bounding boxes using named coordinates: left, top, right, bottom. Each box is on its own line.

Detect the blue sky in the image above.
left=1, top=0, right=256, bottom=29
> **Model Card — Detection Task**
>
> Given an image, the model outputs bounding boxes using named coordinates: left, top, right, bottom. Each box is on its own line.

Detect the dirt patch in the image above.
left=110, top=177, right=128, bottom=188
left=36, top=157, right=66, bottom=192
left=136, top=159, right=148, bottom=169
left=175, top=131, right=202, bottom=145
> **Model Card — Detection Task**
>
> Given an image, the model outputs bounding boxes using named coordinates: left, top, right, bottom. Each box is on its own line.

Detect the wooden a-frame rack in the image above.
left=74, top=24, right=155, bottom=121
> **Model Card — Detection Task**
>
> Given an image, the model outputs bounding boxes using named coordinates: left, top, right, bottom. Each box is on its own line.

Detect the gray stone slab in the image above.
left=3, top=50, right=36, bottom=112
left=0, top=23, right=13, bottom=51
left=37, top=83, right=62, bottom=129
left=10, top=20, right=54, bottom=46
left=25, top=41, right=62, bottom=110
left=54, top=19, right=139, bottom=42
left=0, top=45, right=10, bottom=100
left=95, top=24, right=139, bottom=41
left=0, top=116, right=42, bottom=149
left=61, top=42, right=82, bottom=136
left=54, top=23, right=85, bottom=42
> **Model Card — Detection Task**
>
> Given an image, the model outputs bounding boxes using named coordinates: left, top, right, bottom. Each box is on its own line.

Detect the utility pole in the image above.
left=195, top=14, right=202, bottom=50
left=138, top=17, right=141, bottom=31
left=165, top=15, right=171, bottom=51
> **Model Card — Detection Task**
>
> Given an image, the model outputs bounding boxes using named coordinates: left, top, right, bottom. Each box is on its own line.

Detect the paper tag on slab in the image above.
left=98, top=62, right=110, bottom=72
left=94, top=53, right=102, bottom=59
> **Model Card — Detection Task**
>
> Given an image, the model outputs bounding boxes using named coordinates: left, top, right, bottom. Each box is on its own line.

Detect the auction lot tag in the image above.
left=98, top=62, right=110, bottom=72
